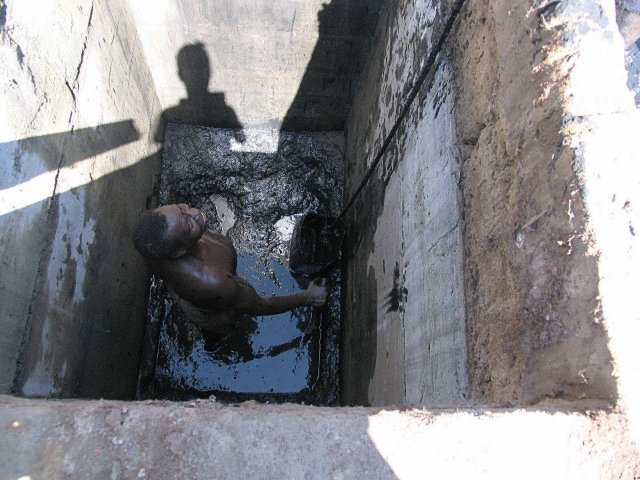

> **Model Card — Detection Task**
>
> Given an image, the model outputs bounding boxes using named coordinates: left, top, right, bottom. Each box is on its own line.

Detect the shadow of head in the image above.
left=177, top=42, right=210, bottom=94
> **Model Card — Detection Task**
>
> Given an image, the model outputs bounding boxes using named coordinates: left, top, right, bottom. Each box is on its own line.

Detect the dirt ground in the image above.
left=453, top=0, right=617, bottom=405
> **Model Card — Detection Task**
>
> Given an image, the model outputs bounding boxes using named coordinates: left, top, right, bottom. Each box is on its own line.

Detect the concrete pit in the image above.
left=1, top=0, right=639, bottom=477
left=138, top=126, right=344, bottom=404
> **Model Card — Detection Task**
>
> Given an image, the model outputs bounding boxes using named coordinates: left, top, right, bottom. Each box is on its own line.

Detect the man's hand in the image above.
left=305, top=278, right=327, bottom=307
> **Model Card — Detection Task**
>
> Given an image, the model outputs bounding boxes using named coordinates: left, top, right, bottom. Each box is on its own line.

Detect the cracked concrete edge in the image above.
left=0, top=395, right=638, bottom=479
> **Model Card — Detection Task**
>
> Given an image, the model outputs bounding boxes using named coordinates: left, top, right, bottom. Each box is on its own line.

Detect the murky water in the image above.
left=137, top=126, right=343, bottom=404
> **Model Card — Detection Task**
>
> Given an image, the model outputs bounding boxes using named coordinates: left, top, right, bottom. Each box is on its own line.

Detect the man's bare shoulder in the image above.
left=201, top=230, right=235, bottom=250
left=171, top=262, right=239, bottom=310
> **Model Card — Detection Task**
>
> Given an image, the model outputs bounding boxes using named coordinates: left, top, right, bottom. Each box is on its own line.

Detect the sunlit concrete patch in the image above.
left=273, top=214, right=303, bottom=263
left=229, top=128, right=279, bottom=153
left=570, top=110, right=640, bottom=442
left=366, top=408, right=631, bottom=479
left=274, top=214, right=301, bottom=243
left=210, top=194, right=236, bottom=235
left=0, top=136, right=141, bottom=216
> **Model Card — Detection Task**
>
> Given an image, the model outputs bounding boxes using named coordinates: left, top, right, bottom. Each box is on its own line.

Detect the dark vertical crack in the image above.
left=15, top=43, right=23, bottom=66
left=65, top=80, right=77, bottom=105
left=73, top=3, right=94, bottom=87
left=28, top=94, right=49, bottom=126
left=67, top=2, right=94, bottom=125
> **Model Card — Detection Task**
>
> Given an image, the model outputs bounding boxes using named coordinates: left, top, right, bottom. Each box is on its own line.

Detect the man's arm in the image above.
left=222, top=276, right=327, bottom=316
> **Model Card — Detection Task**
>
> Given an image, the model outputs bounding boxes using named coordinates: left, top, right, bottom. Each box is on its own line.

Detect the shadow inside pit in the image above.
left=138, top=0, right=386, bottom=405
left=154, top=42, right=244, bottom=143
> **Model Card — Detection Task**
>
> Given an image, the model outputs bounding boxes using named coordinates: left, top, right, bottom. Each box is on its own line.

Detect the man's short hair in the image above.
left=133, top=210, right=179, bottom=258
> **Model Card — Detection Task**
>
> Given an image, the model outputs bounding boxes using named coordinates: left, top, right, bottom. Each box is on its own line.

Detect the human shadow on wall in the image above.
left=155, top=42, right=244, bottom=143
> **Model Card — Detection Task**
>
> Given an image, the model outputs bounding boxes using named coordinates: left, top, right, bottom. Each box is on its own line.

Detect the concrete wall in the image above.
left=342, top=0, right=638, bottom=413
left=129, top=0, right=383, bottom=132
left=342, top=0, right=468, bottom=406
left=0, top=0, right=162, bottom=398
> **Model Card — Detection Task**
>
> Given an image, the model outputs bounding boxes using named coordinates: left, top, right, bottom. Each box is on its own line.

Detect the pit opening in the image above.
left=2, top=0, right=637, bottom=415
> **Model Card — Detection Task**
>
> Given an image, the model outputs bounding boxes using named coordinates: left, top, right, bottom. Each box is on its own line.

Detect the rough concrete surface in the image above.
left=1, top=0, right=162, bottom=398
left=345, top=0, right=461, bottom=194
left=343, top=54, right=467, bottom=406
left=129, top=0, right=384, bottom=131
left=342, top=0, right=467, bottom=406
left=0, top=396, right=638, bottom=479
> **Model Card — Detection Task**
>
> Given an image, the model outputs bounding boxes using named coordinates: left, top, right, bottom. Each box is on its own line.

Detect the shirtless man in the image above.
left=133, top=203, right=327, bottom=331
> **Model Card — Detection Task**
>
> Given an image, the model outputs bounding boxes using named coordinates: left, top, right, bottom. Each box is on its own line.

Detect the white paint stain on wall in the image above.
left=21, top=191, right=97, bottom=396
left=21, top=318, right=56, bottom=397
left=45, top=193, right=97, bottom=306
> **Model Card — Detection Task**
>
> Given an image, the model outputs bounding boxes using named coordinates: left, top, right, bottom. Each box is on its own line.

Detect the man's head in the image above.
left=133, top=204, right=207, bottom=258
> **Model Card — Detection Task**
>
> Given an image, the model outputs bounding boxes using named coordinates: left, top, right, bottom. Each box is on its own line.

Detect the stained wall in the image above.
left=342, top=0, right=468, bottom=406
left=1, top=0, right=162, bottom=398
left=343, top=0, right=639, bottom=415
left=129, top=0, right=384, bottom=131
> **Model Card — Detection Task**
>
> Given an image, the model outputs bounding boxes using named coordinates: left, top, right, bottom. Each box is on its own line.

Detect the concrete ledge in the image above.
left=0, top=396, right=637, bottom=479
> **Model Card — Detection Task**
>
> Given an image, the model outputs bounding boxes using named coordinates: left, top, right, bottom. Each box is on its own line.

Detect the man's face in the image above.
left=156, top=203, right=207, bottom=255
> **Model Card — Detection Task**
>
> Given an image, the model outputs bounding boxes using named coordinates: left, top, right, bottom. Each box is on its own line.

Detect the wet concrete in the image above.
left=137, top=125, right=344, bottom=405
